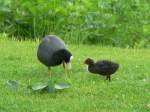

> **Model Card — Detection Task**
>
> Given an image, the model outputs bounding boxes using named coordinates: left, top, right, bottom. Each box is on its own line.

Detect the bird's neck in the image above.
left=88, top=63, right=94, bottom=69
left=88, top=64, right=98, bottom=74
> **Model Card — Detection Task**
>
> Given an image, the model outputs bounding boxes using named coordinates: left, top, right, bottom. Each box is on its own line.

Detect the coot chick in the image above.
left=84, top=58, right=119, bottom=81
left=37, top=35, right=73, bottom=78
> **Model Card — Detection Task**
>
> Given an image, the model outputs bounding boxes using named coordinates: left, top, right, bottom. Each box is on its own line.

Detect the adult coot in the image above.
left=84, top=58, right=119, bottom=81
left=37, top=35, right=73, bottom=78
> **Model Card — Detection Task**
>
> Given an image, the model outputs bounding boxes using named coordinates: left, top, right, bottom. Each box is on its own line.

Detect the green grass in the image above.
left=0, top=38, right=149, bottom=112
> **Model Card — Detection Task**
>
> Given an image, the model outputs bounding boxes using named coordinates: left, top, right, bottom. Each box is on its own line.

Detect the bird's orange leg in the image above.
left=63, top=62, right=68, bottom=79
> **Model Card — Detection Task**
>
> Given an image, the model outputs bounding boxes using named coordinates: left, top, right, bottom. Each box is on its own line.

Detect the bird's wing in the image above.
left=94, top=61, right=110, bottom=73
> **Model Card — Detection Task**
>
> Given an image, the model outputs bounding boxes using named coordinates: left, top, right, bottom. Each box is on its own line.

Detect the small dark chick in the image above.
left=84, top=58, right=119, bottom=81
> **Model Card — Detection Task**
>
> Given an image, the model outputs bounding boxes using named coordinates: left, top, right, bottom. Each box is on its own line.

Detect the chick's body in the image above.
left=85, top=58, right=119, bottom=81
left=88, top=60, right=119, bottom=75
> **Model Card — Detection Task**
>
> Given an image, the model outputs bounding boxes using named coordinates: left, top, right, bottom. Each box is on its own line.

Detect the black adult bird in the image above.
left=37, top=35, right=73, bottom=78
left=84, top=58, right=119, bottom=81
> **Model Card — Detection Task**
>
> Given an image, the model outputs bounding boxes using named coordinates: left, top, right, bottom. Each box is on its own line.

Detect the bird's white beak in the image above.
left=66, top=56, right=74, bottom=70
left=70, top=56, right=74, bottom=61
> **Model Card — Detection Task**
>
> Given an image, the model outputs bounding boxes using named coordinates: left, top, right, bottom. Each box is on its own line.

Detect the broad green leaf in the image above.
left=31, top=83, right=48, bottom=91
left=7, top=80, right=19, bottom=90
left=55, top=83, right=70, bottom=90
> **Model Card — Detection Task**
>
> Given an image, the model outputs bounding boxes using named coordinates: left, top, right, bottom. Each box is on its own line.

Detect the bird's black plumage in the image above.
left=37, top=35, right=72, bottom=67
left=84, top=58, right=119, bottom=81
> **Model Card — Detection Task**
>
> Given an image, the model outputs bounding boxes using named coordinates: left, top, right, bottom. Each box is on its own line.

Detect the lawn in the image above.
left=0, top=38, right=149, bottom=112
